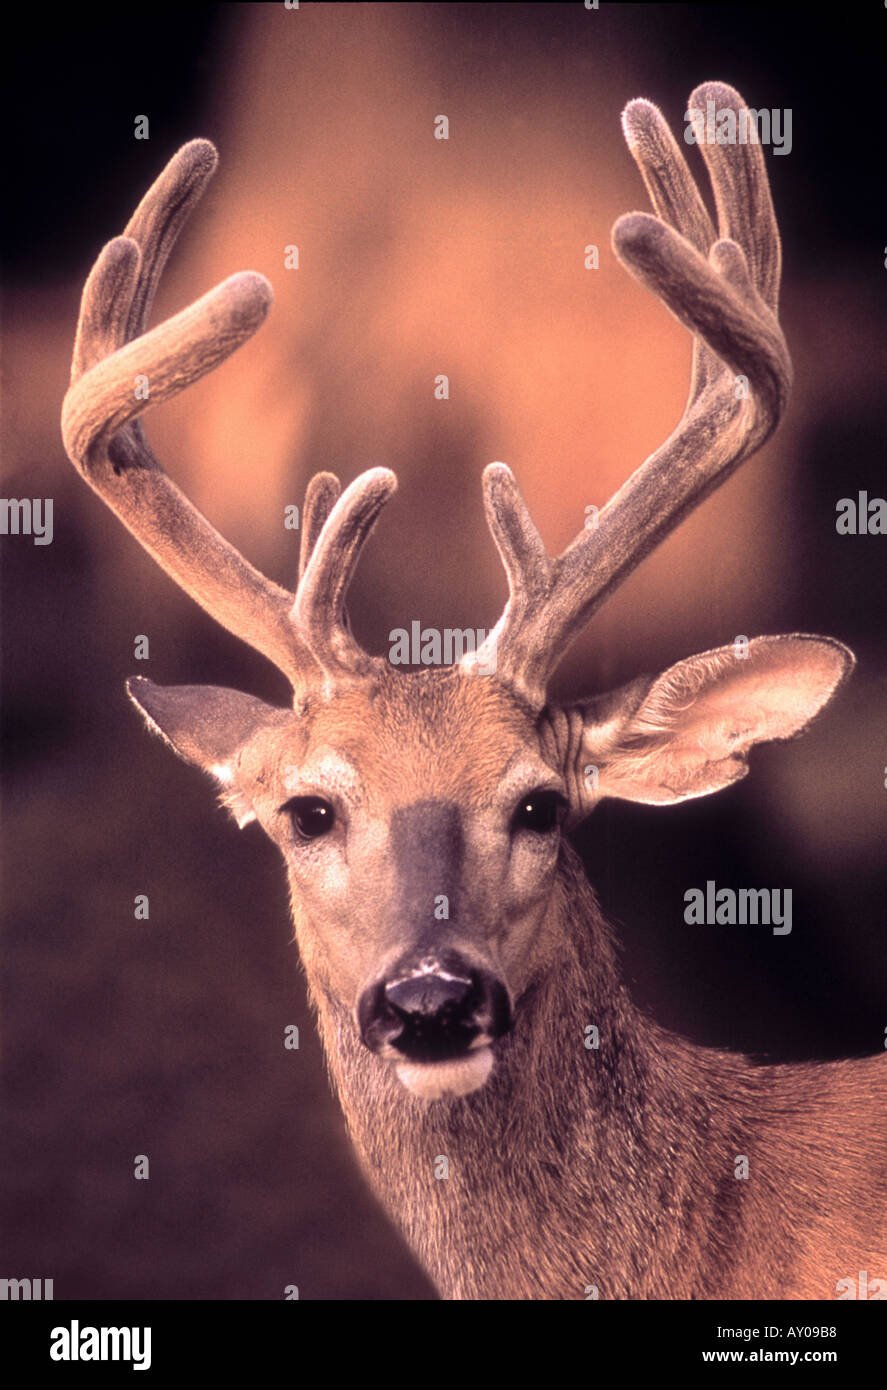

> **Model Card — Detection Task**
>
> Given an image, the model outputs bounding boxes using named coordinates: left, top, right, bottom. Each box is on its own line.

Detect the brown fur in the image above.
left=214, top=670, right=887, bottom=1300
left=313, top=847, right=887, bottom=1300
left=129, top=666, right=886, bottom=1299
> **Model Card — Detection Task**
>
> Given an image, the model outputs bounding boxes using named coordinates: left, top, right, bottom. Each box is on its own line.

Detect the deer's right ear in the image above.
left=127, top=676, right=292, bottom=827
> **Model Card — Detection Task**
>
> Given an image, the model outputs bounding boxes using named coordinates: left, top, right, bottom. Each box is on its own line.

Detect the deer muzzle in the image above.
left=357, top=951, right=512, bottom=1099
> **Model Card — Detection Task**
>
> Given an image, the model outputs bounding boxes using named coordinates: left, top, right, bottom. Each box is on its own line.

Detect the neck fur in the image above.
left=310, top=846, right=764, bottom=1299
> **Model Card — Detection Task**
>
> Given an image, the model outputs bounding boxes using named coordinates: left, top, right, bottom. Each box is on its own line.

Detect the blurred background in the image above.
left=3, top=2, right=885, bottom=1299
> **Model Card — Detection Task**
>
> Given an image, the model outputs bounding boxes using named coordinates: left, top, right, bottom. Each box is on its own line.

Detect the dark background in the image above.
left=3, top=2, right=885, bottom=1299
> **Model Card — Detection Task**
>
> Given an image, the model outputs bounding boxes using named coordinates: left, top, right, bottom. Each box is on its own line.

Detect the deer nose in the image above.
left=358, top=955, right=512, bottom=1063
left=385, top=970, right=472, bottom=1018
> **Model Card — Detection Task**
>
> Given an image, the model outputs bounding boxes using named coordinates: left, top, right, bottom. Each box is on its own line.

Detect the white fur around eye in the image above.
left=284, top=751, right=364, bottom=804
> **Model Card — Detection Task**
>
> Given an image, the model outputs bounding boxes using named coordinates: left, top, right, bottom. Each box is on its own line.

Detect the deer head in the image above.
left=62, top=83, right=852, bottom=1103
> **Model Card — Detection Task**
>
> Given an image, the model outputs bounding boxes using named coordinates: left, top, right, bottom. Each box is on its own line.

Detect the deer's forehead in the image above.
left=280, top=744, right=554, bottom=814
left=311, top=677, right=534, bottom=747
left=243, top=679, right=549, bottom=804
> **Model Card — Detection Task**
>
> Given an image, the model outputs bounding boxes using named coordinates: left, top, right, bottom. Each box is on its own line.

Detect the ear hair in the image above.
left=566, top=634, right=853, bottom=813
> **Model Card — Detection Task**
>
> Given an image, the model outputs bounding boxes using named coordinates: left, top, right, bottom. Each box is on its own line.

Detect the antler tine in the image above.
left=120, top=139, right=220, bottom=347
left=298, top=472, right=342, bottom=580
left=68, top=142, right=220, bottom=386
left=459, top=463, right=551, bottom=678
left=293, top=468, right=397, bottom=686
left=617, top=92, right=718, bottom=406
left=469, top=83, right=792, bottom=706
left=61, top=140, right=362, bottom=693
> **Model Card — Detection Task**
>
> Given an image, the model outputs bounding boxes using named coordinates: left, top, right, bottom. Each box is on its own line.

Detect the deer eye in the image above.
left=512, top=790, right=566, bottom=834
left=284, top=796, right=336, bottom=840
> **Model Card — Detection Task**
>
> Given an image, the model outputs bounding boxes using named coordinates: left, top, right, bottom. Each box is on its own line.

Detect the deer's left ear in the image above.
left=557, top=635, right=853, bottom=818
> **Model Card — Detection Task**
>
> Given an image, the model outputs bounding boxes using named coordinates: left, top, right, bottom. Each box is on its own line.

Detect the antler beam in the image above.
left=64, top=85, right=791, bottom=710
left=61, top=140, right=391, bottom=695
left=468, top=82, right=792, bottom=706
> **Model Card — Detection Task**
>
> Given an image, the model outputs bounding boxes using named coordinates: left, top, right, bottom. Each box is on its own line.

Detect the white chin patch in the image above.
left=395, top=1046, right=494, bottom=1100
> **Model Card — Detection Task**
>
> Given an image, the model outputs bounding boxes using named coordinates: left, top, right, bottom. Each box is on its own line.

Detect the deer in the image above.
left=61, top=81, right=886, bottom=1300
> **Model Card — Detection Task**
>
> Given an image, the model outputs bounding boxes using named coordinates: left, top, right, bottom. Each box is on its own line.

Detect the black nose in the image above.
left=358, top=953, right=512, bottom=1063
left=385, top=970, right=472, bottom=1018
